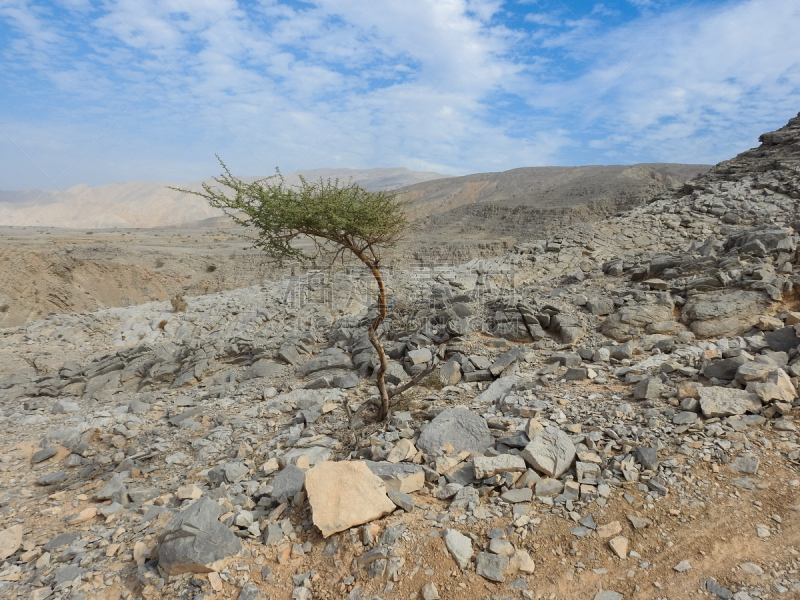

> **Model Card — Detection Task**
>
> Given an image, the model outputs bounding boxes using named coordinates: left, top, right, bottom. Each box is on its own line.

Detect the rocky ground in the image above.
left=0, top=112, right=799, bottom=600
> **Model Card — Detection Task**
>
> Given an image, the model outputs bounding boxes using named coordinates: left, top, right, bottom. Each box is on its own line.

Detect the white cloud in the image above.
left=0, top=0, right=799, bottom=189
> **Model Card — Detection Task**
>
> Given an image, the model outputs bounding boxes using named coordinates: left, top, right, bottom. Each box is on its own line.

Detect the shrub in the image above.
left=171, top=294, right=188, bottom=312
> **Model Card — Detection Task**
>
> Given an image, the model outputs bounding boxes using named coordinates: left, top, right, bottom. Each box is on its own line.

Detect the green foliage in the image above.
left=206, top=264, right=217, bottom=272
left=155, top=258, right=165, bottom=268
left=171, top=158, right=409, bottom=264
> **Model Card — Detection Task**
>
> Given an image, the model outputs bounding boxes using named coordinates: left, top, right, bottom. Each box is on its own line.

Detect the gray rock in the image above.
left=473, top=376, right=521, bottom=405
left=586, top=298, right=615, bottom=316
left=51, top=399, right=80, bottom=414
left=52, top=565, right=86, bottom=587
left=681, top=290, right=772, bottom=338
left=634, top=446, right=659, bottom=471
left=272, top=465, right=306, bottom=502
left=297, top=350, right=352, bottom=376
left=449, top=486, right=479, bottom=510
left=387, top=491, right=416, bottom=512
left=407, top=348, right=433, bottom=365
left=633, top=377, right=662, bottom=400
left=698, top=387, right=761, bottom=418
left=535, top=478, right=564, bottom=498
left=602, top=302, right=674, bottom=341
left=501, top=488, right=532, bottom=503
left=157, top=497, right=242, bottom=575
left=438, top=359, right=462, bottom=386
left=32, top=446, right=58, bottom=464
left=610, top=341, right=636, bottom=360
left=380, top=524, right=406, bottom=546
left=238, top=583, right=268, bottom=600
left=705, top=578, right=733, bottom=599
left=475, top=552, right=509, bottom=582
left=417, top=407, right=494, bottom=454
left=242, top=359, right=285, bottom=380
left=224, top=461, right=250, bottom=484
left=36, top=471, right=67, bottom=486
left=489, top=348, right=523, bottom=376
left=443, top=528, right=473, bottom=569
left=521, top=426, right=576, bottom=477
left=672, top=411, right=698, bottom=425
left=765, top=326, right=800, bottom=352
left=472, top=454, right=526, bottom=479
left=594, top=593, right=623, bottom=600
left=730, top=455, right=760, bottom=474
left=704, top=356, right=749, bottom=381
left=128, top=398, right=150, bottom=414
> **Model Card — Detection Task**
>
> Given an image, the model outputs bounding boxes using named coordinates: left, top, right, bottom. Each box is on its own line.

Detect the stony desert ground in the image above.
left=0, top=113, right=799, bottom=600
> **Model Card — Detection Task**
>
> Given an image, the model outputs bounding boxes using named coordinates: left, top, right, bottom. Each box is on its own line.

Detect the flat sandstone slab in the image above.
left=306, top=461, right=396, bottom=538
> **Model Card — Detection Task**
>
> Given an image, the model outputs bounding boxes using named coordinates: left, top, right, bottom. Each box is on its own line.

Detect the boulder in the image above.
left=681, top=290, right=773, bottom=338
left=305, top=461, right=396, bottom=538
left=157, top=497, right=242, bottom=575
left=521, top=426, right=576, bottom=478
left=417, top=407, right=494, bottom=454
left=601, top=301, right=675, bottom=341
left=698, top=387, right=762, bottom=418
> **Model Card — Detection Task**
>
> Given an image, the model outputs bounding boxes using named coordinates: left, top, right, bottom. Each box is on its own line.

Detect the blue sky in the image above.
left=1, top=0, right=799, bottom=190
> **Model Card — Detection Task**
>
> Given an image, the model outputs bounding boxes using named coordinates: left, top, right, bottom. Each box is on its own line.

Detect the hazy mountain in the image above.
left=0, top=167, right=449, bottom=229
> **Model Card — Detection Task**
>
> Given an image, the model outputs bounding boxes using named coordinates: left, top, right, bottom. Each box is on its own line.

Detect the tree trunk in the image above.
left=354, top=251, right=390, bottom=421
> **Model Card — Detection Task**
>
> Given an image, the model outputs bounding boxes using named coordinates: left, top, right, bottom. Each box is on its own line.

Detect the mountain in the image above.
left=0, top=167, right=449, bottom=229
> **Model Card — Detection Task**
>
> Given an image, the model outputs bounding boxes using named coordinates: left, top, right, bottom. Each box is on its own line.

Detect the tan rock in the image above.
left=71, top=507, right=97, bottom=524
left=785, top=311, right=800, bottom=326
left=509, top=549, right=535, bottom=574
left=525, top=418, right=545, bottom=439
left=207, top=572, right=223, bottom=592
left=596, top=521, right=622, bottom=538
left=677, top=382, right=700, bottom=400
left=133, top=541, right=150, bottom=566
left=305, top=461, right=396, bottom=538
left=177, top=485, right=203, bottom=500
left=757, top=315, right=783, bottom=330
left=386, top=439, right=417, bottom=463
left=384, top=470, right=425, bottom=494
left=609, top=536, right=628, bottom=559
left=0, top=524, right=23, bottom=560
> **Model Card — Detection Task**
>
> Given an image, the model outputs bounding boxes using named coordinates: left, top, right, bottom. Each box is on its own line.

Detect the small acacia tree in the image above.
left=172, top=159, right=408, bottom=422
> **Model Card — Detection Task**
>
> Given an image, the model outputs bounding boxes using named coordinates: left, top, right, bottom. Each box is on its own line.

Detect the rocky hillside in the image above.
left=0, top=113, right=799, bottom=600
left=400, top=163, right=709, bottom=246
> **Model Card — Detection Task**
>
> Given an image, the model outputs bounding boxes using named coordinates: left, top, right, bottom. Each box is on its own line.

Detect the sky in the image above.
left=1, top=0, right=799, bottom=191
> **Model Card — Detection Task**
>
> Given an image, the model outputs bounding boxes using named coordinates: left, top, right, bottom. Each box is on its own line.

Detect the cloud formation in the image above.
left=0, top=0, right=798, bottom=190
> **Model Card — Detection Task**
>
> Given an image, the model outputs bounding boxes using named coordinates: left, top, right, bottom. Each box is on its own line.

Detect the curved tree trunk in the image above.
left=354, top=250, right=390, bottom=421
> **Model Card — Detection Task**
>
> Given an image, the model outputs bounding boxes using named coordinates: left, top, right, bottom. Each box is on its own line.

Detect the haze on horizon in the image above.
left=1, top=0, right=799, bottom=193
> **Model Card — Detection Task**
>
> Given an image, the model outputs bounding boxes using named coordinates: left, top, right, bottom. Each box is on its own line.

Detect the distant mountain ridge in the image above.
left=0, top=167, right=449, bottom=229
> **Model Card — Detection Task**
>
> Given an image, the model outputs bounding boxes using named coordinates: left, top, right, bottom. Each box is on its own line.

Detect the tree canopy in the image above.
left=174, top=159, right=408, bottom=267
